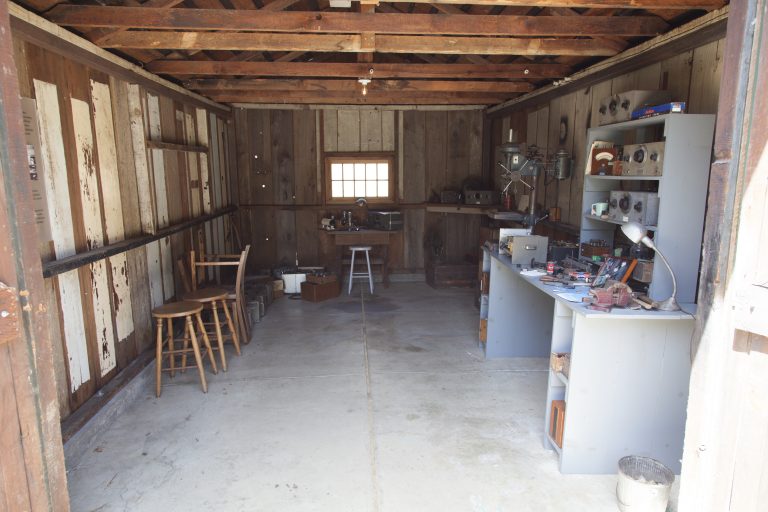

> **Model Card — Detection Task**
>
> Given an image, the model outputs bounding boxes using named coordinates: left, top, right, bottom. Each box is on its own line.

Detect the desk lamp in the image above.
left=620, top=221, right=680, bottom=311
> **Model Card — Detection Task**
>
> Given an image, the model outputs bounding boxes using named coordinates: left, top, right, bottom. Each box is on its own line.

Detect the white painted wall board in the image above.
left=71, top=97, right=117, bottom=377
left=126, top=84, right=155, bottom=234
left=34, top=79, right=90, bottom=391
left=91, top=80, right=134, bottom=343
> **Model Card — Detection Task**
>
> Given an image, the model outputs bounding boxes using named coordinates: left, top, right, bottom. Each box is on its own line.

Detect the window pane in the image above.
left=366, top=181, right=377, bottom=196
left=378, top=181, right=389, bottom=197
left=354, top=181, right=366, bottom=197
left=343, top=181, right=354, bottom=197
left=366, top=163, right=377, bottom=180
left=331, top=181, right=343, bottom=198
left=331, top=163, right=343, bottom=181
left=354, top=163, right=366, bottom=180
left=343, top=163, right=354, bottom=180
left=377, top=163, right=389, bottom=180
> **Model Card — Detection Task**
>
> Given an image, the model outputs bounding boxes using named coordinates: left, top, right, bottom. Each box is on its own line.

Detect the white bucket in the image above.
left=616, top=456, right=674, bottom=512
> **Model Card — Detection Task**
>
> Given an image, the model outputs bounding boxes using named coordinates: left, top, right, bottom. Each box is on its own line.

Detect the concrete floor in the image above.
left=67, top=283, right=674, bottom=511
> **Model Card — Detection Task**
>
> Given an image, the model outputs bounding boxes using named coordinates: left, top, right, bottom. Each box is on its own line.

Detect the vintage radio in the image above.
left=367, top=210, right=402, bottom=231
left=597, top=90, right=672, bottom=126
left=620, top=142, right=665, bottom=176
left=439, top=190, right=461, bottom=204
left=608, top=191, right=660, bottom=226
left=464, top=190, right=497, bottom=205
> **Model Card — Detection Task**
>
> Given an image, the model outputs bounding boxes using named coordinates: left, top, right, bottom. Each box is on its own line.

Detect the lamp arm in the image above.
left=653, top=246, right=677, bottom=300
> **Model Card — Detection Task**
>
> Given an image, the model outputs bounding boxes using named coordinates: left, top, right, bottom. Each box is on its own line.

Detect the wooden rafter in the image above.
left=47, top=7, right=670, bottom=37
left=183, top=78, right=536, bottom=93
left=98, top=32, right=623, bottom=56
left=329, top=0, right=720, bottom=8
left=203, top=91, right=512, bottom=104
left=144, top=60, right=571, bottom=78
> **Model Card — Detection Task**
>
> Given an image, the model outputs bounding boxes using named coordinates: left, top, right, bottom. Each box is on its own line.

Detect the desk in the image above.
left=325, top=230, right=396, bottom=286
left=484, top=247, right=694, bottom=474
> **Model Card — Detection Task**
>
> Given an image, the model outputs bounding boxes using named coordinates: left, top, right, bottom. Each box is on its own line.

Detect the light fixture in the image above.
left=358, top=77, right=371, bottom=96
left=620, top=221, right=680, bottom=311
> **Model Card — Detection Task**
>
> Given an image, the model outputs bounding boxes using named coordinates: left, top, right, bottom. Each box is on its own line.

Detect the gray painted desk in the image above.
left=484, top=247, right=694, bottom=474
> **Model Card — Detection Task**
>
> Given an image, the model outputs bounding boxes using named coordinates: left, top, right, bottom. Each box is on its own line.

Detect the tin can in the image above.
left=546, top=261, right=555, bottom=275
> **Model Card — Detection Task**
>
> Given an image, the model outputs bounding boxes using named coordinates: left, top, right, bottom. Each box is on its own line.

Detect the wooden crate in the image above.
left=426, top=261, right=476, bottom=288
left=300, top=280, right=340, bottom=302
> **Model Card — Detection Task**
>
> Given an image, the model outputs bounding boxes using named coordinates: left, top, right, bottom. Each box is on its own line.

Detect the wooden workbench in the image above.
left=323, top=229, right=399, bottom=286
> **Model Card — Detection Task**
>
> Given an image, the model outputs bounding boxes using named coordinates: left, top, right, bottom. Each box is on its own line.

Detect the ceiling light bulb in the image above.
left=358, top=77, right=371, bottom=96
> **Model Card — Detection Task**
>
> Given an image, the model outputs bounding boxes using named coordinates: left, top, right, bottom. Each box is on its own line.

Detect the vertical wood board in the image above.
left=91, top=80, right=134, bottom=343
left=33, top=79, right=90, bottom=391
left=71, top=97, right=117, bottom=377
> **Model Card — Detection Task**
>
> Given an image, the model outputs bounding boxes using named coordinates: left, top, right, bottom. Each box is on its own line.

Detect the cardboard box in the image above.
left=300, top=280, right=340, bottom=302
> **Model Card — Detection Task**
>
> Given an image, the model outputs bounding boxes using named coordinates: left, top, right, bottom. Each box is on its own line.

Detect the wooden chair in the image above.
left=190, top=245, right=252, bottom=345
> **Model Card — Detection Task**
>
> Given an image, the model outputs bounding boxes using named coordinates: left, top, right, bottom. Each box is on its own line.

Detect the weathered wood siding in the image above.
left=236, top=107, right=485, bottom=272
left=492, top=39, right=725, bottom=228
left=13, top=36, right=234, bottom=418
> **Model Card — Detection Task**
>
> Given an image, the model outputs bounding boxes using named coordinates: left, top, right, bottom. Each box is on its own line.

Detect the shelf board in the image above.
left=582, top=214, right=658, bottom=231
left=425, top=203, right=500, bottom=215
left=585, top=174, right=661, bottom=181
left=146, top=140, right=208, bottom=153
left=555, top=371, right=569, bottom=387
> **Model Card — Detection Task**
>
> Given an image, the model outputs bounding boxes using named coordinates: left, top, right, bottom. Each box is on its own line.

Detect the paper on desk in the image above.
left=556, top=292, right=589, bottom=303
left=520, top=269, right=547, bottom=276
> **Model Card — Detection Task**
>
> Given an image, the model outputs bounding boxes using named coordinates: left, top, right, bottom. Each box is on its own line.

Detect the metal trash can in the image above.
left=617, top=456, right=674, bottom=512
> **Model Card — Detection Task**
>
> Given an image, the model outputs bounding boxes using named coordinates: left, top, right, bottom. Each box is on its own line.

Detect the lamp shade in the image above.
left=620, top=221, right=646, bottom=244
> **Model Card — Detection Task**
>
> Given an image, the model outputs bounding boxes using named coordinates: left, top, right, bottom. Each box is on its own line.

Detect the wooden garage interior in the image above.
left=1, top=0, right=766, bottom=510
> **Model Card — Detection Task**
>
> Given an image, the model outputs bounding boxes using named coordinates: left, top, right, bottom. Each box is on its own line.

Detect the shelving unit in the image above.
left=580, top=114, right=715, bottom=303
left=484, top=248, right=695, bottom=474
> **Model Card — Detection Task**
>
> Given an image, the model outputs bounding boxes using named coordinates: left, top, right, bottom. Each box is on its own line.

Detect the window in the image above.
left=325, top=154, right=395, bottom=204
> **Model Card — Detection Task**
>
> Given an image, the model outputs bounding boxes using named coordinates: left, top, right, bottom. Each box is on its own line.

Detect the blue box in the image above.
left=631, top=102, right=686, bottom=120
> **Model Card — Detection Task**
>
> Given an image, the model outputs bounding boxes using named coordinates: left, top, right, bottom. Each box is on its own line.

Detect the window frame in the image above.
left=323, top=152, right=396, bottom=205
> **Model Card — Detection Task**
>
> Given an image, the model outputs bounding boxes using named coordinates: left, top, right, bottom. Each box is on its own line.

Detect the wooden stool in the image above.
left=152, top=301, right=217, bottom=397
left=182, top=287, right=240, bottom=372
left=348, top=245, right=374, bottom=295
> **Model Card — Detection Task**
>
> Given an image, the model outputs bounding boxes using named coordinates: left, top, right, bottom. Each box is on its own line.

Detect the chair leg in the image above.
left=155, top=319, right=163, bottom=398
left=195, top=312, right=217, bottom=375
left=211, top=300, right=227, bottom=372
left=167, top=318, right=175, bottom=378
left=365, top=250, right=374, bottom=294
left=348, top=249, right=356, bottom=294
left=222, top=300, right=241, bottom=356
left=186, top=316, right=208, bottom=394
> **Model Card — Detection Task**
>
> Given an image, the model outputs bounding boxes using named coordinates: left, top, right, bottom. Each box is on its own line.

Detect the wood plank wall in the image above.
left=12, top=37, right=234, bottom=419
left=235, top=107, right=485, bottom=273
left=491, top=38, right=725, bottom=231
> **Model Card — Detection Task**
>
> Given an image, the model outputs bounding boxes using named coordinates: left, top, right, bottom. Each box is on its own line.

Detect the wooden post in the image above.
left=0, top=0, right=70, bottom=509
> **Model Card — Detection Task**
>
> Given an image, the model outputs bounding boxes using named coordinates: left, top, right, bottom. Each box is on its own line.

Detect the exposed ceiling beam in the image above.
left=341, top=0, right=721, bottom=9
left=99, top=32, right=623, bottom=56
left=488, top=3, right=728, bottom=116
left=88, top=0, right=185, bottom=46
left=183, top=78, right=535, bottom=93
left=144, top=61, right=571, bottom=78
left=47, top=6, right=670, bottom=37
left=204, top=91, right=513, bottom=105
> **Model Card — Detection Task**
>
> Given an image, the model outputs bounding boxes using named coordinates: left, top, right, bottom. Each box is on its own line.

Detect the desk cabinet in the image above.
left=484, top=248, right=693, bottom=474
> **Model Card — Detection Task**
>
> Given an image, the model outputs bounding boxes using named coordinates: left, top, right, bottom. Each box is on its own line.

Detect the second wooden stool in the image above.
left=152, top=301, right=217, bottom=397
left=182, top=287, right=241, bottom=372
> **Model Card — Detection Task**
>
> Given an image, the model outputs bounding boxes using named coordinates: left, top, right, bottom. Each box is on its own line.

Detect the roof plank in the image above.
left=184, top=78, right=536, bottom=93
left=99, top=31, right=622, bottom=56
left=47, top=7, right=670, bottom=37
left=145, top=60, right=571, bottom=79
